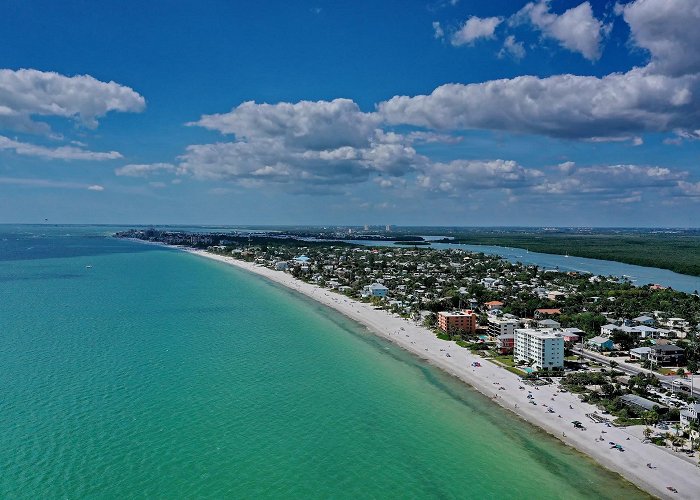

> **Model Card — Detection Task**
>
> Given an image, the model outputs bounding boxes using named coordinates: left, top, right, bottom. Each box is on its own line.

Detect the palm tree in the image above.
left=663, top=432, right=672, bottom=447
left=643, top=427, right=653, bottom=440
left=673, top=423, right=682, bottom=437
left=671, top=435, right=684, bottom=452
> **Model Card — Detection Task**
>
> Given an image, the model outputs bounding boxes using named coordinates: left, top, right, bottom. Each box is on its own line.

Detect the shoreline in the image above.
left=147, top=242, right=699, bottom=499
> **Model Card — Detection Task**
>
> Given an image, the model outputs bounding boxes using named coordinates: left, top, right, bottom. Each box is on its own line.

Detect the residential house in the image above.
left=547, top=290, right=566, bottom=301
left=497, top=333, right=515, bottom=354
left=484, top=300, right=504, bottom=311
left=587, top=336, right=614, bottom=351
left=561, top=327, right=583, bottom=345
left=633, top=315, right=655, bottom=326
left=680, top=404, right=700, bottom=427
left=537, top=318, right=561, bottom=329
left=534, top=308, right=561, bottom=320
left=630, top=346, right=652, bottom=361
left=619, top=394, right=668, bottom=412
left=363, top=283, right=388, bottom=298
left=649, top=344, right=685, bottom=366
left=600, top=324, right=619, bottom=336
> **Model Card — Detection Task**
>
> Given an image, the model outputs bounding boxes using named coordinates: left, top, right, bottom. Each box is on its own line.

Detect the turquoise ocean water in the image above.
left=0, top=226, right=649, bottom=499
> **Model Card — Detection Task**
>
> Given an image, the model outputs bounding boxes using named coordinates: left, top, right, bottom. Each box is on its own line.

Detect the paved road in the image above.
left=571, top=346, right=700, bottom=399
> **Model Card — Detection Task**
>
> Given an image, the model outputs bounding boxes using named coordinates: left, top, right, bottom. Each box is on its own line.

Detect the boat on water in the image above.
left=85, top=265, right=93, bottom=269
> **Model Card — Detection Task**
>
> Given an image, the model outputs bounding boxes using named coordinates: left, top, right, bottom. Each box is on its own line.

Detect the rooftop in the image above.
left=439, top=310, right=476, bottom=317
left=650, top=344, right=684, bottom=352
left=619, top=394, right=667, bottom=411
left=515, top=328, right=564, bottom=340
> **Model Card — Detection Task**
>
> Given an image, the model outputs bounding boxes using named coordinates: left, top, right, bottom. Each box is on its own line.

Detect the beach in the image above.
left=187, top=248, right=700, bottom=500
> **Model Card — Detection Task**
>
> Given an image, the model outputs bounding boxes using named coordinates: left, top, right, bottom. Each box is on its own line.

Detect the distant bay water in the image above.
left=347, top=239, right=700, bottom=294
left=0, top=226, right=648, bottom=498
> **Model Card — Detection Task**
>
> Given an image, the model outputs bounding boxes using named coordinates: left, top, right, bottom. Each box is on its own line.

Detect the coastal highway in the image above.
left=571, top=346, right=700, bottom=399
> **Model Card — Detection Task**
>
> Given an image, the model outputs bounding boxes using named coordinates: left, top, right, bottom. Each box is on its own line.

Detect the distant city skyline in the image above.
left=1, top=0, right=699, bottom=226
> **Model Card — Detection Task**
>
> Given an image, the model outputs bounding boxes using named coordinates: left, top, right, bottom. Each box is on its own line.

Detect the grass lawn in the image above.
left=658, top=368, right=678, bottom=375
left=491, top=355, right=516, bottom=367
left=505, top=366, right=527, bottom=376
left=486, top=356, right=524, bottom=377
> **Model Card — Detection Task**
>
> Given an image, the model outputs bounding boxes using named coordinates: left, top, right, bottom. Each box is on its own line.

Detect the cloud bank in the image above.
left=118, top=0, right=700, bottom=207
left=0, top=68, right=145, bottom=134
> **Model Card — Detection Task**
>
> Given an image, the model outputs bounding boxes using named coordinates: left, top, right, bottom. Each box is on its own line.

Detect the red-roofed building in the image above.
left=534, top=308, right=562, bottom=319
left=484, top=300, right=504, bottom=311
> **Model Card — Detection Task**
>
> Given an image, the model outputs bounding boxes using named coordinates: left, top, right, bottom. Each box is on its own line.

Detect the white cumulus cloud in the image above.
left=534, top=163, right=687, bottom=196
left=622, top=0, right=700, bottom=77
left=514, top=1, right=604, bottom=61
left=498, top=35, right=526, bottom=60
left=0, top=135, right=122, bottom=160
left=179, top=99, right=424, bottom=188
left=115, top=163, right=178, bottom=177
left=451, top=16, right=503, bottom=46
left=379, top=68, right=700, bottom=139
left=0, top=68, right=145, bottom=134
left=417, top=159, right=543, bottom=194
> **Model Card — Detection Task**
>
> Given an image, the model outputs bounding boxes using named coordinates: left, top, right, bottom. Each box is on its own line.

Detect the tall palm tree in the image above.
left=671, top=435, right=684, bottom=451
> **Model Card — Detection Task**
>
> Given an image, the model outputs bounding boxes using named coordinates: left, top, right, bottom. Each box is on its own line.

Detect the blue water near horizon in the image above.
left=0, top=225, right=649, bottom=498
left=3, top=223, right=697, bottom=292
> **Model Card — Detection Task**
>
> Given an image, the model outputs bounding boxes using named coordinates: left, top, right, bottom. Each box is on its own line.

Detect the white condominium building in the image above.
left=514, top=328, right=565, bottom=371
left=488, top=317, right=519, bottom=337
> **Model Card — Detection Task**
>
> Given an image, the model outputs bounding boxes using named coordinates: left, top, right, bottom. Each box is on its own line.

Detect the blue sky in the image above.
left=0, top=0, right=699, bottom=226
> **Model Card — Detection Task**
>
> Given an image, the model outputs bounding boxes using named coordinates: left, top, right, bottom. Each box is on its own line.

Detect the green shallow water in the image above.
left=0, top=227, right=650, bottom=499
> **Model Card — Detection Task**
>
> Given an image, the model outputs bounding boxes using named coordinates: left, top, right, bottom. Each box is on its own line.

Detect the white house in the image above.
left=633, top=315, right=654, bottom=326
left=601, top=324, right=619, bottom=336
left=680, top=404, right=700, bottom=427
left=630, top=346, right=652, bottom=361
left=363, top=283, right=388, bottom=298
left=636, top=325, right=660, bottom=339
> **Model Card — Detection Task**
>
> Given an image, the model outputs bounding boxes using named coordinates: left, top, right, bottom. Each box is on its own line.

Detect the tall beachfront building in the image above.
left=514, top=328, right=565, bottom=371
left=488, top=317, right=519, bottom=337
left=438, top=310, right=477, bottom=334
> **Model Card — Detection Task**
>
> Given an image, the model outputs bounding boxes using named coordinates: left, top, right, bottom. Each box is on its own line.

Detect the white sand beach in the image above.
left=188, top=248, right=700, bottom=499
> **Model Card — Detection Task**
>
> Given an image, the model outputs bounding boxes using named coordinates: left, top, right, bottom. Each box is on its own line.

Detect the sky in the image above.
left=0, top=0, right=699, bottom=227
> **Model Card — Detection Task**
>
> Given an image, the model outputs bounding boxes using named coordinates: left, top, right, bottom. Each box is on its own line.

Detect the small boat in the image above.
left=85, top=265, right=93, bottom=269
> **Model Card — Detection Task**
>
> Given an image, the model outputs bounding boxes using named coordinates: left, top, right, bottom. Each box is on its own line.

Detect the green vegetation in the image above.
left=491, top=355, right=516, bottom=367
left=504, top=366, right=527, bottom=377
left=440, top=231, right=700, bottom=277
left=613, top=417, right=644, bottom=427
